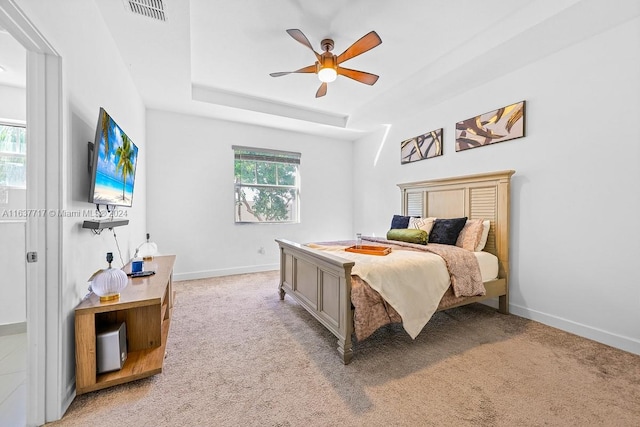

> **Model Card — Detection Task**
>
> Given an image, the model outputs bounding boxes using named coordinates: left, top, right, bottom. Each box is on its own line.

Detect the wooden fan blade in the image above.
left=270, top=64, right=317, bottom=77
left=336, top=31, right=382, bottom=64
left=286, top=29, right=321, bottom=62
left=315, top=82, right=327, bottom=98
left=337, top=66, right=379, bottom=85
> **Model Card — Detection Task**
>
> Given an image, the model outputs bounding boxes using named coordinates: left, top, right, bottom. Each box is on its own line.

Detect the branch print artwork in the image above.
left=401, top=128, right=443, bottom=164
left=456, top=101, right=525, bottom=152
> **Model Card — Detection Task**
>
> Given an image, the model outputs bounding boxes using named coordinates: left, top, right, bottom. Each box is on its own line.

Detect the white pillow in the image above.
left=409, top=217, right=436, bottom=234
left=475, top=220, right=491, bottom=251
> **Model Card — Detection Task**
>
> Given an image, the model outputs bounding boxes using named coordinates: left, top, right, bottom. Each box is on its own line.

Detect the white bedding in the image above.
left=308, top=244, right=499, bottom=339
left=475, top=250, right=499, bottom=281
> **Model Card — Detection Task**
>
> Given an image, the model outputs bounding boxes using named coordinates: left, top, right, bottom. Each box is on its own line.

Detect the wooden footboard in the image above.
left=276, top=238, right=355, bottom=364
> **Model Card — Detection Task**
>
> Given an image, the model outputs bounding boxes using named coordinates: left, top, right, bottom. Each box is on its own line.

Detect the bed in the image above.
left=276, top=170, right=515, bottom=364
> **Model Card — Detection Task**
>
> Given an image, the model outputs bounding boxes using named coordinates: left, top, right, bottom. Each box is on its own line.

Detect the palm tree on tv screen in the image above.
left=101, top=112, right=110, bottom=157
left=115, top=134, right=135, bottom=202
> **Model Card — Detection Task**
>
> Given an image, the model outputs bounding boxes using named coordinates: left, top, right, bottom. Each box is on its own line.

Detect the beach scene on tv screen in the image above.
left=93, top=114, right=138, bottom=206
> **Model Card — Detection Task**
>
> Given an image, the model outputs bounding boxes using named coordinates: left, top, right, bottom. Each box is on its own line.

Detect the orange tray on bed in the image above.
left=345, top=245, right=392, bottom=256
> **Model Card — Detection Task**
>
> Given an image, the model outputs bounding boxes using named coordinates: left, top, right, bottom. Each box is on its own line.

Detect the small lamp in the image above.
left=136, top=233, right=158, bottom=261
left=90, top=252, right=128, bottom=302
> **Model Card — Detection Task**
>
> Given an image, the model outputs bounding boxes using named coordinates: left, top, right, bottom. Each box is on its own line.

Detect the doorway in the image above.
left=0, top=25, right=28, bottom=427
left=0, top=2, right=63, bottom=425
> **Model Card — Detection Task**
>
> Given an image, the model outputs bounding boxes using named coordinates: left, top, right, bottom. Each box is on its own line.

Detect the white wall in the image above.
left=146, top=110, right=353, bottom=280
left=0, top=85, right=26, bottom=121
left=0, top=84, right=26, bottom=327
left=16, top=0, right=147, bottom=418
left=353, top=17, right=640, bottom=354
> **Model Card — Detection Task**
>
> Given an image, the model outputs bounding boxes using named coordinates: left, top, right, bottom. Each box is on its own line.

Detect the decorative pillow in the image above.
left=386, top=228, right=428, bottom=245
left=390, top=214, right=412, bottom=229
left=409, top=217, right=436, bottom=234
left=428, top=217, right=468, bottom=245
left=475, top=220, right=491, bottom=252
left=456, top=219, right=485, bottom=251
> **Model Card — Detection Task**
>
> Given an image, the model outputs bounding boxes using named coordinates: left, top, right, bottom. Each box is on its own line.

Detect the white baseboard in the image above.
left=0, top=322, right=26, bottom=336
left=173, top=263, right=279, bottom=282
left=478, top=299, right=639, bottom=355
left=507, top=303, right=640, bottom=356
left=61, top=379, right=76, bottom=420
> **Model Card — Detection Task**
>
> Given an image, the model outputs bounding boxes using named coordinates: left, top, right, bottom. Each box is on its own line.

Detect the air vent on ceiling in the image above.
left=123, top=0, right=167, bottom=22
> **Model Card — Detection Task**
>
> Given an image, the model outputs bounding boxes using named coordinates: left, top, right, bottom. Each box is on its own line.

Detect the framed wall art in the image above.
left=456, top=100, right=525, bottom=152
left=400, top=128, right=443, bottom=164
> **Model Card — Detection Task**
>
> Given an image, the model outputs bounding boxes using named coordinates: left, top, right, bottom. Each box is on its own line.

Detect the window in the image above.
left=233, top=146, right=300, bottom=223
left=0, top=123, right=27, bottom=189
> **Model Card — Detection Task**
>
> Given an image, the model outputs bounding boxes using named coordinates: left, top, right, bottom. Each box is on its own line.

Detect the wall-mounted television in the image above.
left=89, top=108, right=138, bottom=207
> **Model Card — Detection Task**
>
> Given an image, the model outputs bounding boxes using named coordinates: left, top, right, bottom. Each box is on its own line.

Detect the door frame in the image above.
left=0, top=1, right=63, bottom=425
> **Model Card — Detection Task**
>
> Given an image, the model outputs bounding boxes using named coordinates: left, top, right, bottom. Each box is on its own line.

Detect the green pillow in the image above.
left=386, top=228, right=428, bottom=245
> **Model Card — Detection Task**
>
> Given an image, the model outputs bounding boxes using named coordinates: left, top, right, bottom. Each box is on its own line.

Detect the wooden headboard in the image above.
left=398, top=170, right=515, bottom=281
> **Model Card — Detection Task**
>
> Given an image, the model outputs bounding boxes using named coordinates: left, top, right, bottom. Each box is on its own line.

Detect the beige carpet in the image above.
left=50, top=271, right=640, bottom=426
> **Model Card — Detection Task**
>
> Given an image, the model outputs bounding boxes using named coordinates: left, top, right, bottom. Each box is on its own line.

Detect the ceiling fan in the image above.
left=270, top=29, right=382, bottom=98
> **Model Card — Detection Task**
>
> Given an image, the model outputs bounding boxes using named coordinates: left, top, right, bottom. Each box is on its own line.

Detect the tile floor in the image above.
left=0, top=332, right=26, bottom=427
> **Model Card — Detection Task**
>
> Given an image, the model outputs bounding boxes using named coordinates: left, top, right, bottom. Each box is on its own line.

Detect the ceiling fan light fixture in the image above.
left=317, top=52, right=337, bottom=83
left=318, top=67, right=337, bottom=83
left=270, top=30, right=382, bottom=97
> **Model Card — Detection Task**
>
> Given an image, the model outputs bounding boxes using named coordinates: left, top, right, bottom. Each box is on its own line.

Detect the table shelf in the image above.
left=75, top=255, right=176, bottom=395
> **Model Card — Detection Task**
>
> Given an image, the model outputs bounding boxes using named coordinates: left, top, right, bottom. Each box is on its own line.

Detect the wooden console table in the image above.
left=74, top=255, right=176, bottom=395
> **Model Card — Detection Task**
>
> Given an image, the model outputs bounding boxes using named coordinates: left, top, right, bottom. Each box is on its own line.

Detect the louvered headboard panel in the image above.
left=470, top=186, right=497, bottom=253
left=398, top=170, right=515, bottom=281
